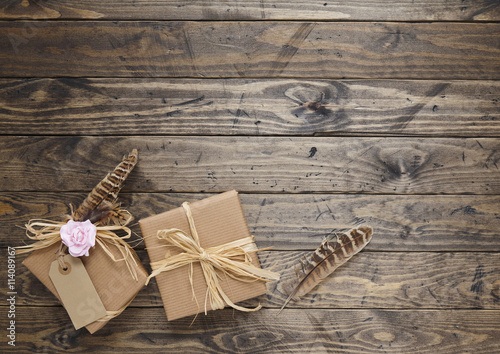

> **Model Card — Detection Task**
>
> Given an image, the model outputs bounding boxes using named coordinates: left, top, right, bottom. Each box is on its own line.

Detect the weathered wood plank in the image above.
left=1, top=22, right=499, bottom=79
left=0, top=136, right=499, bottom=194
left=1, top=78, right=499, bottom=137
left=1, top=0, right=499, bottom=21
left=271, top=251, right=500, bottom=310
left=3, top=193, right=500, bottom=251
left=6, top=251, right=500, bottom=309
left=2, top=307, right=499, bottom=353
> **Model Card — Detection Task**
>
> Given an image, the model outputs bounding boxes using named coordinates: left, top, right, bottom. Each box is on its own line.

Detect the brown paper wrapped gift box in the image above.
left=23, top=242, right=148, bottom=334
left=139, top=190, right=267, bottom=321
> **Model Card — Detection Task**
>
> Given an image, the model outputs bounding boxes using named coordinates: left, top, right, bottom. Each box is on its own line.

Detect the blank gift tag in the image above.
left=49, top=255, right=107, bottom=330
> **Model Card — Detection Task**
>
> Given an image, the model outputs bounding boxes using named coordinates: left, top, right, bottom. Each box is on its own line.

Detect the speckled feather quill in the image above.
left=279, top=226, right=373, bottom=314
left=72, top=149, right=138, bottom=225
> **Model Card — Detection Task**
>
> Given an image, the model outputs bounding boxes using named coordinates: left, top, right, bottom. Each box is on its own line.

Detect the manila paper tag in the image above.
left=49, top=255, right=107, bottom=330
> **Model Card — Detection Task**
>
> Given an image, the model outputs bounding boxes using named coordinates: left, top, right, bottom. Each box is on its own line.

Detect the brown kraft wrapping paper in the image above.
left=139, top=190, right=267, bottom=321
left=23, top=242, right=148, bottom=334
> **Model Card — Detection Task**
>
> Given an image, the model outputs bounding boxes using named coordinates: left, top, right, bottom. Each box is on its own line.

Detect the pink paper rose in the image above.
left=60, top=220, right=97, bottom=257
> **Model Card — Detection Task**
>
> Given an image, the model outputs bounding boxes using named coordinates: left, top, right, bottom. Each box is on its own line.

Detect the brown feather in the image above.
left=279, top=226, right=373, bottom=314
left=72, top=149, right=138, bottom=225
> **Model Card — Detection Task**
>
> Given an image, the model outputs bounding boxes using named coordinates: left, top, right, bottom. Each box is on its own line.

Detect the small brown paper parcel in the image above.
left=18, top=149, right=148, bottom=333
left=139, top=190, right=279, bottom=321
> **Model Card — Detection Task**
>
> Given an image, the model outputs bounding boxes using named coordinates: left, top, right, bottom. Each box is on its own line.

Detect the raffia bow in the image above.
left=17, top=211, right=140, bottom=281
left=146, top=202, right=280, bottom=315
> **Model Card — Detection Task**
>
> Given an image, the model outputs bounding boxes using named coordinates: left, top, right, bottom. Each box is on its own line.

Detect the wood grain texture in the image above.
left=271, top=251, right=500, bottom=310
left=6, top=250, right=500, bottom=310
left=0, top=0, right=498, bottom=351
left=3, top=192, right=500, bottom=251
left=0, top=0, right=499, bottom=21
left=1, top=307, right=499, bottom=353
left=1, top=136, right=499, bottom=194
left=1, top=21, right=500, bottom=79
left=1, top=78, right=499, bottom=137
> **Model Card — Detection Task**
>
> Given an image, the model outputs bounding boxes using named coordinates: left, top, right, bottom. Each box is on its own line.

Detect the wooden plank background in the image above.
left=1, top=79, right=499, bottom=136
left=1, top=22, right=500, bottom=79
left=1, top=0, right=499, bottom=353
left=1, top=0, right=499, bottom=21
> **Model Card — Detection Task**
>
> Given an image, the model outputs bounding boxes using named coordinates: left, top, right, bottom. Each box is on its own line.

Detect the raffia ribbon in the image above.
left=146, top=202, right=280, bottom=315
left=17, top=213, right=140, bottom=282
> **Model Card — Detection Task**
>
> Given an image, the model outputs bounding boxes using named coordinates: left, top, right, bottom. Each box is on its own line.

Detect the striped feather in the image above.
left=73, top=149, right=138, bottom=224
left=279, top=226, right=373, bottom=314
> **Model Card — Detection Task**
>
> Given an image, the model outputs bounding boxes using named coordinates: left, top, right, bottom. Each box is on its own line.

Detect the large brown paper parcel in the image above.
left=139, top=190, right=268, bottom=321
left=23, top=242, right=148, bottom=333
